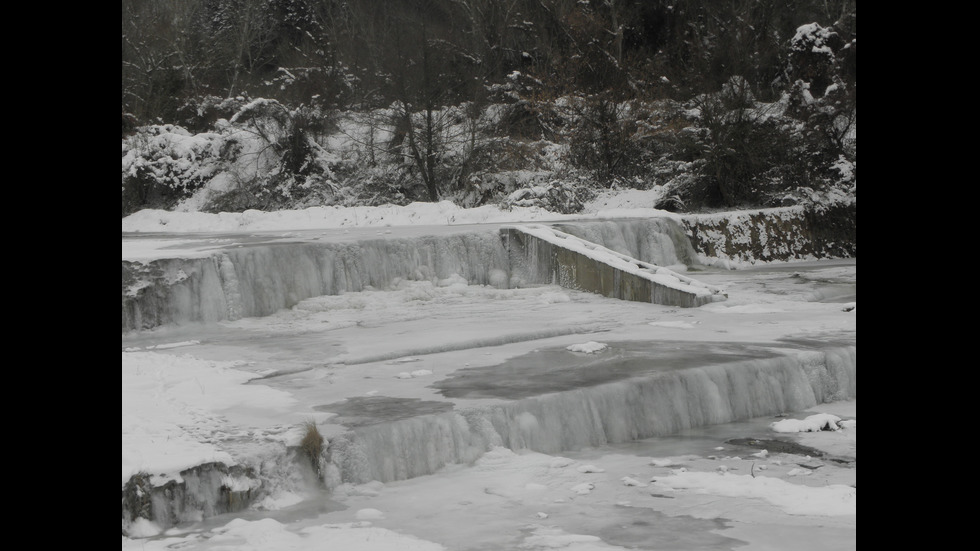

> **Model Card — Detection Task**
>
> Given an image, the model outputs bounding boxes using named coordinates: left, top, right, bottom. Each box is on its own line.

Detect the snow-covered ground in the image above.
left=122, top=189, right=674, bottom=234
left=122, top=194, right=855, bottom=550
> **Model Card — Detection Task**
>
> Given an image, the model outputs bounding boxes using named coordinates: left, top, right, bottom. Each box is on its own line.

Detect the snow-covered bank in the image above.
left=122, top=190, right=678, bottom=234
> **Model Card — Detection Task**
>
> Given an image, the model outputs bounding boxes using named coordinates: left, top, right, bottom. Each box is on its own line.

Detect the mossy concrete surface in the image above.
left=681, top=203, right=856, bottom=264
left=501, top=227, right=717, bottom=308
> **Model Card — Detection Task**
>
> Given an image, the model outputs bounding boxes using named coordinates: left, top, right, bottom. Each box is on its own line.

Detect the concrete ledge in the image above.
left=502, top=224, right=726, bottom=307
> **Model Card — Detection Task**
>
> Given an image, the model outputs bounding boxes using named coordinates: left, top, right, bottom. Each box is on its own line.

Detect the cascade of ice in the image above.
left=122, top=220, right=855, bottom=532
left=552, top=219, right=701, bottom=268
left=122, top=230, right=513, bottom=332
left=326, top=347, right=855, bottom=485
left=122, top=221, right=705, bottom=333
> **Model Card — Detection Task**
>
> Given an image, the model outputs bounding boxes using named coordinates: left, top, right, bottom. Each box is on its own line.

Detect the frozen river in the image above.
left=122, top=221, right=855, bottom=550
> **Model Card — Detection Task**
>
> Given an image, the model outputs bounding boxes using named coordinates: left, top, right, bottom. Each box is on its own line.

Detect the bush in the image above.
left=299, top=420, right=325, bottom=480
left=202, top=100, right=340, bottom=211
left=493, top=100, right=561, bottom=140
left=331, top=164, right=418, bottom=207
left=501, top=179, right=594, bottom=214
left=655, top=76, right=831, bottom=210
left=564, top=94, right=646, bottom=186
left=175, top=95, right=251, bottom=133
left=121, top=124, right=231, bottom=216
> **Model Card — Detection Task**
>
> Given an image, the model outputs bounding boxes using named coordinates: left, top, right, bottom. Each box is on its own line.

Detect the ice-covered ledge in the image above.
left=502, top=224, right=726, bottom=307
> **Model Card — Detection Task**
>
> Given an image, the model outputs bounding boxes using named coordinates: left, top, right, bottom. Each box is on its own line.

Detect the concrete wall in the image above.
left=501, top=227, right=714, bottom=308
left=680, top=203, right=856, bottom=264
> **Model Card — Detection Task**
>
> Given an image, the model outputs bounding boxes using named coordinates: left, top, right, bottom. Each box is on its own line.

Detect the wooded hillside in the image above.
left=122, top=0, right=856, bottom=216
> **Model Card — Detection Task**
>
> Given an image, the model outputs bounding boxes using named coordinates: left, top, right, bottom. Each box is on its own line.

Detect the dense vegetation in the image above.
left=122, top=0, right=855, bottom=217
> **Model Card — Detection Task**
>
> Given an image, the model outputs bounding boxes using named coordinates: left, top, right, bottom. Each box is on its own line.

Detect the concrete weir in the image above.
left=502, top=224, right=726, bottom=307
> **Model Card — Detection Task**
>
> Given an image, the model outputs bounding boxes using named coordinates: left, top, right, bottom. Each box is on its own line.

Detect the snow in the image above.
left=651, top=469, right=854, bottom=516
left=355, top=508, right=386, bottom=520
left=122, top=193, right=855, bottom=550
left=129, top=518, right=448, bottom=551
left=122, top=191, right=678, bottom=234
left=121, top=351, right=298, bottom=484
left=771, top=413, right=847, bottom=433
left=566, top=341, right=608, bottom=354
left=123, top=410, right=856, bottom=549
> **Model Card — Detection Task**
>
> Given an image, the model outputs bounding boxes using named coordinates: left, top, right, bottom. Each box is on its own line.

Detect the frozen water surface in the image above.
left=122, top=223, right=854, bottom=550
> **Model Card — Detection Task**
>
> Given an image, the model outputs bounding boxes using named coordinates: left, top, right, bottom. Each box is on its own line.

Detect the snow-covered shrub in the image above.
left=669, top=80, right=798, bottom=208
left=258, top=63, right=360, bottom=111
left=492, top=100, right=562, bottom=140
left=786, top=23, right=843, bottom=95
left=201, top=99, right=340, bottom=211
left=175, top=95, right=251, bottom=133
left=500, top=180, right=593, bottom=214
left=563, top=94, right=649, bottom=186
left=121, top=124, right=231, bottom=216
left=485, top=70, right=545, bottom=105
left=331, top=164, right=417, bottom=207
left=651, top=68, right=856, bottom=212
left=122, top=112, right=138, bottom=138
left=458, top=169, right=550, bottom=209
left=830, top=155, right=855, bottom=187
left=446, top=134, right=574, bottom=209
left=781, top=21, right=855, bottom=179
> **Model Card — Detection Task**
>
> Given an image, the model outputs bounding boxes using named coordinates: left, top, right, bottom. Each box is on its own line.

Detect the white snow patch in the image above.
left=771, top=413, right=847, bottom=433
left=355, top=508, right=386, bottom=520
left=566, top=341, right=608, bottom=354
left=648, top=320, right=697, bottom=329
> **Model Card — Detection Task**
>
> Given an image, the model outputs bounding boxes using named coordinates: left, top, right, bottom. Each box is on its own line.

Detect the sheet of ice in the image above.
left=172, top=408, right=851, bottom=551
left=647, top=320, right=698, bottom=329
left=121, top=199, right=855, bottom=549
left=121, top=519, right=448, bottom=551
left=122, top=262, right=855, bottom=483
left=650, top=470, right=855, bottom=516
left=121, top=351, right=298, bottom=483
